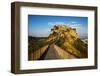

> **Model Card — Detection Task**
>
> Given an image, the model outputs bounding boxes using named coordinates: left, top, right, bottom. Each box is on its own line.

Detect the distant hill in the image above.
left=28, top=36, right=47, bottom=42
left=29, top=36, right=47, bottom=40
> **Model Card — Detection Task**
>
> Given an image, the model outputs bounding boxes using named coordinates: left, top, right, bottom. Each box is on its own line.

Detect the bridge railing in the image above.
left=29, top=45, right=49, bottom=60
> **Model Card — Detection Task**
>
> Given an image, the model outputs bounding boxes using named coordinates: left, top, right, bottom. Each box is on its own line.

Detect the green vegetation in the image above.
left=28, top=36, right=48, bottom=54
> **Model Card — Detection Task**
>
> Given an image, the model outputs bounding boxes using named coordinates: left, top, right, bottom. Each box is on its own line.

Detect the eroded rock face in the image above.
left=47, top=25, right=88, bottom=58
left=47, top=25, right=78, bottom=43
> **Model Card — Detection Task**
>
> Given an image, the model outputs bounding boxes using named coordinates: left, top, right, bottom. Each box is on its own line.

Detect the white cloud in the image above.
left=69, top=24, right=82, bottom=29
left=71, top=21, right=77, bottom=24
left=68, top=23, right=88, bottom=38
left=48, top=22, right=66, bottom=27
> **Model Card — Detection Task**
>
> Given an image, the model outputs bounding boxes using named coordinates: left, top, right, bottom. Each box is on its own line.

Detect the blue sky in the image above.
left=28, top=15, right=88, bottom=38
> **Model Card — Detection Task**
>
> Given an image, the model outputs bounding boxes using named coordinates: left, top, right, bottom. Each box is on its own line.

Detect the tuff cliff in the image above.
left=47, top=25, right=88, bottom=58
